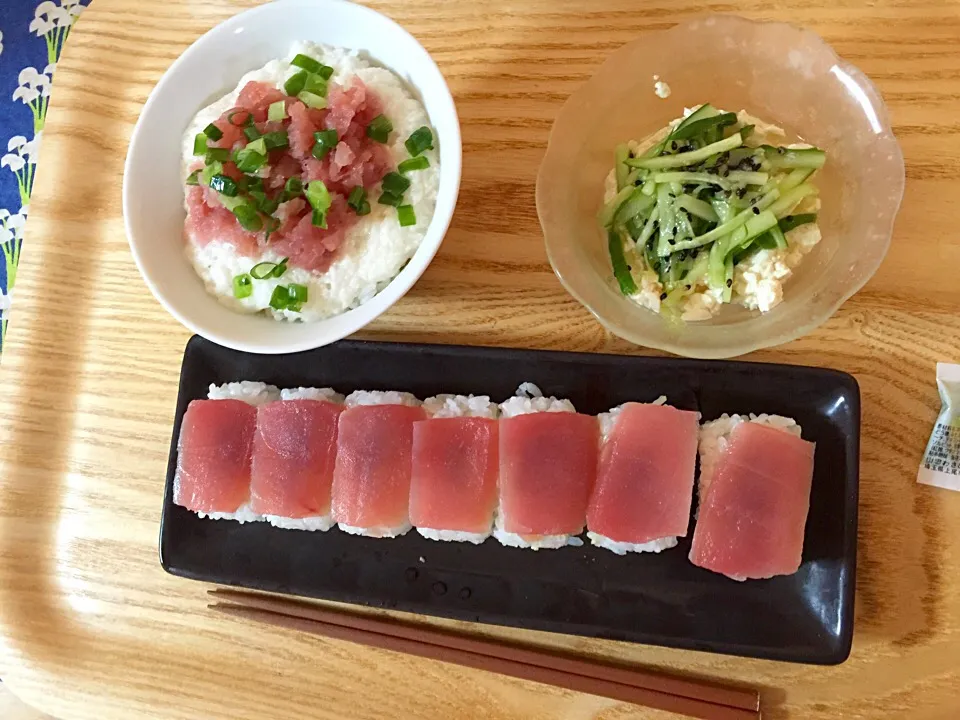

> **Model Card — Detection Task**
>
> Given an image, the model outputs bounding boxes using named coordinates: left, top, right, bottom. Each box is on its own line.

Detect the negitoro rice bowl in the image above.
left=182, top=41, right=440, bottom=322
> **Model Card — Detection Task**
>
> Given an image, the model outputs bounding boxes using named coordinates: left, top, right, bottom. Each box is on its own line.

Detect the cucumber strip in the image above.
left=707, top=210, right=778, bottom=288
left=615, top=144, right=630, bottom=191
left=648, top=104, right=719, bottom=156
left=726, top=171, right=769, bottom=186
left=625, top=168, right=643, bottom=187
left=722, top=255, right=735, bottom=302
left=769, top=183, right=818, bottom=218
left=739, top=124, right=755, bottom=140
left=762, top=145, right=826, bottom=170
left=650, top=172, right=733, bottom=190
left=614, top=189, right=656, bottom=226
left=625, top=216, right=644, bottom=241
left=676, top=194, right=718, bottom=222
left=660, top=188, right=780, bottom=256
left=636, top=206, right=660, bottom=249
left=625, top=133, right=743, bottom=170
left=777, top=167, right=814, bottom=193
left=608, top=229, right=638, bottom=295
left=598, top=185, right=635, bottom=227
left=675, top=209, right=695, bottom=240
left=669, top=112, right=738, bottom=142
left=779, top=212, right=818, bottom=234
left=768, top=223, right=788, bottom=249
left=641, top=179, right=657, bottom=196
left=710, top=197, right=734, bottom=224
left=655, top=184, right=677, bottom=254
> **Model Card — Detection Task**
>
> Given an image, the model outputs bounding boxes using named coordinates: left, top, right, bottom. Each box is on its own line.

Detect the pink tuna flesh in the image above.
left=587, top=403, right=699, bottom=544
left=498, top=412, right=599, bottom=536
left=331, top=404, right=427, bottom=532
left=250, top=399, right=343, bottom=518
left=174, top=399, right=256, bottom=513
left=409, top=417, right=499, bottom=534
left=689, top=421, right=815, bottom=580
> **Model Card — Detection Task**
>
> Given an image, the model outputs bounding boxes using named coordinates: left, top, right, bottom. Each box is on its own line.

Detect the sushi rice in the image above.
left=588, top=397, right=680, bottom=556
left=194, top=381, right=280, bottom=523
left=261, top=387, right=344, bottom=532
left=417, top=394, right=499, bottom=544
left=337, top=390, right=422, bottom=538
left=495, top=383, right=585, bottom=550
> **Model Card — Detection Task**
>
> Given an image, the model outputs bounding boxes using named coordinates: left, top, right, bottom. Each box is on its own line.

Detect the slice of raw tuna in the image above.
left=409, top=417, right=499, bottom=540
left=331, top=404, right=427, bottom=536
left=587, top=402, right=699, bottom=552
left=498, top=412, right=599, bottom=539
left=689, top=421, right=816, bottom=580
left=250, top=398, right=343, bottom=521
left=174, top=399, right=257, bottom=515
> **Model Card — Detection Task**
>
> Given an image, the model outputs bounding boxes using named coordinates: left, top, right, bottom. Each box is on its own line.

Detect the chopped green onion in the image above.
left=262, top=131, right=290, bottom=151
left=245, top=137, right=267, bottom=156
left=250, top=260, right=288, bottom=280
left=347, top=187, right=371, bottom=216
left=291, top=53, right=322, bottom=73
left=203, top=123, right=223, bottom=141
left=367, top=114, right=393, bottom=143
left=244, top=126, right=262, bottom=142
left=312, top=129, right=339, bottom=160
left=305, top=180, right=331, bottom=213
left=381, top=172, right=411, bottom=195
left=246, top=176, right=265, bottom=192
left=284, top=70, right=308, bottom=97
left=233, top=203, right=263, bottom=232
left=226, top=110, right=253, bottom=127
left=234, top=148, right=266, bottom=174
left=283, top=176, right=303, bottom=199
left=404, top=126, right=433, bottom=156
left=209, top=174, right=239, bottom=197
left=288, top=283, right=308, bottom=302
left=398, top=156, right=430, bottom=173
left=199, top=161, right=222, bottom=187
left=298, top=91, right=327, bottom=109
left=185, top=169, right=201, bottom=186
left=267, top=101, right=288, bottom=122
left=312, top=208, right=327, bottom=228
left=608, top=229, right=638, bottom=295
left=270, top=285, right=291, bottom=311
left=347, top=186, right=366, bottom=209
left=397, top=205, right=417, bottom=227
left=303, top=74, right=328, bottom=97
left=193, top=133, right=208, bottom=156
left=378, top=191, right=403, bottom=207
left=205, top=147, right=229, bottom=164
left=778, top=213, right=818, bottom=234
left=233, top=274, right=253, bottom=299
left=317, top=65, right=334, bottom=80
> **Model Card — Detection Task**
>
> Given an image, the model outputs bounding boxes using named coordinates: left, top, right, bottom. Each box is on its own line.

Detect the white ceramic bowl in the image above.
left=124, top=0, right=461, bottom=354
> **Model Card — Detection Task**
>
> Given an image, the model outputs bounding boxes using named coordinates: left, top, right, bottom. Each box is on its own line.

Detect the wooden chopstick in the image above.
left=208, top=588, right=760, bottom=720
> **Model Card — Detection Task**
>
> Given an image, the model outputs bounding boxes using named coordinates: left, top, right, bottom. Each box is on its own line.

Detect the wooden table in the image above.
left=2, top=0, right=959, bottom=718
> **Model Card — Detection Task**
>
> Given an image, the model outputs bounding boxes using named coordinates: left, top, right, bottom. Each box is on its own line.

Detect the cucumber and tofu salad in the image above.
left=601, top=104, right=826, bottom=320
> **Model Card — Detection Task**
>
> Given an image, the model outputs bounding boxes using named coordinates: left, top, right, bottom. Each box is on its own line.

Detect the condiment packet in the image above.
left=918, top=363, right=960, bottom=491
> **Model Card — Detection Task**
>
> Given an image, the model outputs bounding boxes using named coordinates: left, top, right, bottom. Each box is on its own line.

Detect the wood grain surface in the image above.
left=1, top=1, right=960, bottom=718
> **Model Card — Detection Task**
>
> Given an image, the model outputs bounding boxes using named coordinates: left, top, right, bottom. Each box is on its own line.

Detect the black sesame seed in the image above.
left=777, top=147, right=786, bottom=155
left=691, top=249, right=699, bottom=258
left=785, top=215, right=793, bottom=221
left=670, top=141, right=678, bottom=151
left=726, top=278, right=733, bottom=288
left=627, top=265, right=632, bottom=271
left=668, top=238, right=676, bottom=245
left=660, top=292, right=668, bottom=300
left=752, top=207, right=760, bottom=215
left=685, top=284, right=691, bottom=290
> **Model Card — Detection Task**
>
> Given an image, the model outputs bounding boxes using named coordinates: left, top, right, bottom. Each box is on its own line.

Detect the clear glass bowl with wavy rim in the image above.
left=536, top=14, right=904, bottom=359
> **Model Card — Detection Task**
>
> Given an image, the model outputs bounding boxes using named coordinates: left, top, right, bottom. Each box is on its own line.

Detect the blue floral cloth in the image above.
left=0, top=0, right=88, bottom=349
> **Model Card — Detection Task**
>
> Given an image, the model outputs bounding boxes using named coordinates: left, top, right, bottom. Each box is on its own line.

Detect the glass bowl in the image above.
left=536, top=14, right=904, bottom=359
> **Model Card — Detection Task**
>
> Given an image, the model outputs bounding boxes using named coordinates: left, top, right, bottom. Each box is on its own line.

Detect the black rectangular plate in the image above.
left=161, top=336, right=859, bottom=664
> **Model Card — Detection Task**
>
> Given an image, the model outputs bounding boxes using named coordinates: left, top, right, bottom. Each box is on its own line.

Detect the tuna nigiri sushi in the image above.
left=690, top=414, right=816, bottom=581
left=495, top=385, right=599, bottom=549
left=587, top=399, right=699, bottom=555
left=250, top=387, right=344, bottom=531
left=174, top=381, right=278, bottom=522
left=330, top=391, right=426, bottom=537
left=410, top=395, right=499, bottom=544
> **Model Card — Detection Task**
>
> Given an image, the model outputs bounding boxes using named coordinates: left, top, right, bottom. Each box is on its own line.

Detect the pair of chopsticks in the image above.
left=208, top=588, right=760, bottom=720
